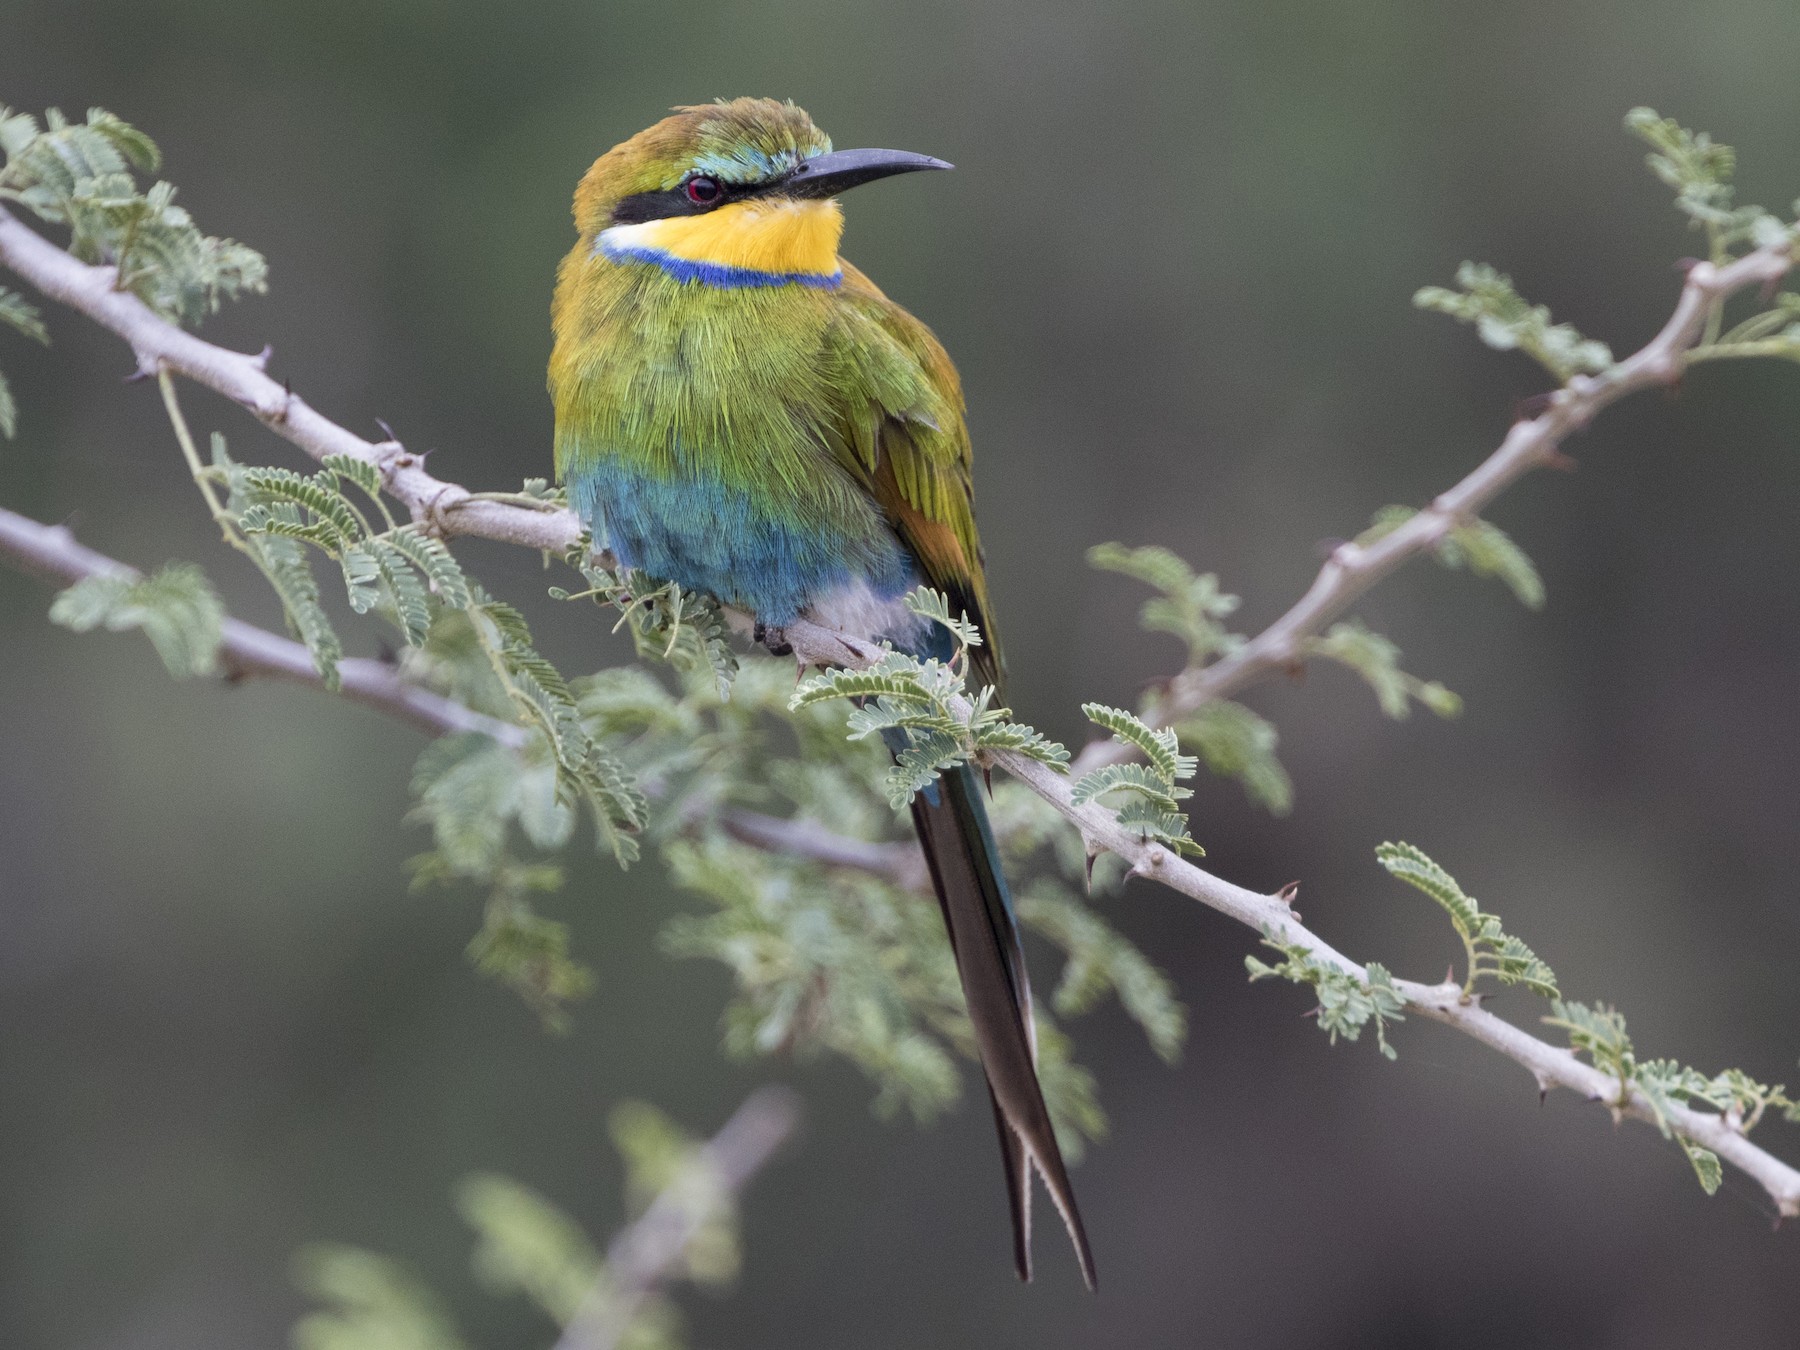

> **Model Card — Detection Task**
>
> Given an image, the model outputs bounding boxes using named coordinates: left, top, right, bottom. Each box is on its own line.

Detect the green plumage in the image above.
left=551, top=101, right=998, bottom=684
left=550, top=98, right=1088, bottom=1287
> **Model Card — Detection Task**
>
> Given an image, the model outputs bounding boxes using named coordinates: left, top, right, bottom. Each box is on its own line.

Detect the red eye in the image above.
left=684, top=175, right=722, bottom=206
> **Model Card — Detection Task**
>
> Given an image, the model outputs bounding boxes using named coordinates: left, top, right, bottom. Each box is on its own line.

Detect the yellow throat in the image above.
left=598, top=197, right=845, bottom=281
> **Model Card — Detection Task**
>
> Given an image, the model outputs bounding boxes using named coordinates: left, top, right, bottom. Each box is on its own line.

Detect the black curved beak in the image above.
left=782, top=148, right=953, bottom=199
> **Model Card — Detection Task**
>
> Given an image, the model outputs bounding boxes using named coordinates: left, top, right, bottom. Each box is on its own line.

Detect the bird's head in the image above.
left=571, top=99, right=950, bottom=286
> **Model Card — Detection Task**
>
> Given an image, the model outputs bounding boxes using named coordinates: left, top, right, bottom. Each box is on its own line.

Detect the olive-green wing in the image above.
left=822, top=261, right=1002, bottom=691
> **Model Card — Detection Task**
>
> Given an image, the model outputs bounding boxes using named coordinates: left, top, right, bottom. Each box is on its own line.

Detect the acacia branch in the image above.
left=6, top=196, right=1798, bottom=1217
left=721, top=807, right=931, bottom=891
left=553, top=1086, right=800, bottom=1350
left=1073, top=240, right=1797, bottom=774
left=0, top=504, right=524, bottom=745
left=0, top=511, right=920, bottom=887
left=775, top=610, right=1800, bottom=1220
left=0, top=205, right=584, bottom=554
left=990, top=748, right=1800, bottom=1217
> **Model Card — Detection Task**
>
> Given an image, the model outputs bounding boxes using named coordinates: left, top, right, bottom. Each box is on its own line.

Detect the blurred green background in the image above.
left=5, top=1, right=1800, bottom=1345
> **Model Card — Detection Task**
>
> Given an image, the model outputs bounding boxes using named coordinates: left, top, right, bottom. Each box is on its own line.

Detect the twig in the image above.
left=1073, top=239, right=1797, bottom=775
left=722, top=808, right=930, bottom=892
left=552, top=1086, right=801, bottom=1350
left=0, top=504, right=524, bottom=745
left=6, top=196, right=1798, bottom=1216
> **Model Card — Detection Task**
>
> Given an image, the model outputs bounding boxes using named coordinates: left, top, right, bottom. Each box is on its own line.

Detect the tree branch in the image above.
left=721, top=807, right=931, bottom=892
left=0, top=508, right=926, bottom=891
left=6, top=194, right=1797, bottom=1217
left=1073, top=241, right=1797, bottom=775
left=776, top=612, right=1800, bottom=1220
left=553, top=1086, right=800, bottom=1350
left=0, top=503, right=524, bottom=745
left=0, top=205, right=583, bottom=554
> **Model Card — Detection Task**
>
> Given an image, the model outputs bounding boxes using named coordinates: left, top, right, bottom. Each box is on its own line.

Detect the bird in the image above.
left=550, top=98, right=1094, bottom=1289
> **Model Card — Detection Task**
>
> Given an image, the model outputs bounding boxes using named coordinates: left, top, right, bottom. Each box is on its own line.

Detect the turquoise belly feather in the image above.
left=567, top=458, right=915, bottom=624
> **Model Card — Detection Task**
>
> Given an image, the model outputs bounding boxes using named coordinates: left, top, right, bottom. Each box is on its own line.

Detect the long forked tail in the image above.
left=910, top=761, right=1097, bottom=1290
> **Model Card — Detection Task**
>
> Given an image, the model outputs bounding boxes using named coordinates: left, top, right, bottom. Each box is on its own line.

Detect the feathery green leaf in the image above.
left=1624, top=107, right=1759, bottom=235
left=1081, top=704, right=1194, bottom=782
left=48, top=562, right=223, bottom=678
left=456, top=1174, right=598, bottom=1324
left=291, top=1245, right=468, bottom=1350
left=1377, top=842, right=1558, bottom=997
left=1309, top=620, right=1461, bottom=719
left=1020, top=881, right=1185, bottom=1061
left=1247, top=932, right=1405, bottom=1060
left=0, top=286, right=48, bottom=344
left=1087, top=542, right=1243, bottom=664
left=320, top=452, right=384, bottom=501
left=1415, top=262, right=1613, bottom=380
left=1077, top=704, right=1204, bottom=854
left=904, top=585, right=984, bottom=652
left=1070, top=762, right=1191, bottom=812
left=1172, top=700, right=1294, bottom=814
left=1363, top=506, right=1545, bottom=610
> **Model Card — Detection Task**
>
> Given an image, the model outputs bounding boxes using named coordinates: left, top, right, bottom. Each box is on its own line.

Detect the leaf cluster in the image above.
left=1086, top=544, right=1299, bottom=814
left=1018, top=880, right=1185, bottom=1062
left=791, top=592, right=1068, bottom=809
left=407, top=732, right=594, bottom=1028
left=630, top=660, right=1180, bottom=1145
left=1362, top=505, right=1545, bottom=610
left=1415, top=261, right=1614, bottom=382
left=1268, top=832, right=1796, bottom=1203
left=1074, top=704, right=1204, bottom=856
left=209, top=449, right=648, bottom=1024
left=0, top=105, right=265, bottom=324
left=0, top=105, right=263, bottom=436
left=1375, top=842, right=1558, bottom=998
left=48, top=562, right=223, bottom=679
left=1307, top=619, right=1462, bottom=720
left=1619, top=112, right=1800, bottom=365
left=227, top=442, right=644, bottom=832
left=1541, top=997, right=1800, bottom=1196
left=1540, top=1001, right=1707, bottom=1192
left=1087, top=542, right=1243, bottom=666
left=556, top=551, right=738, bottom=699
left=1245, top=932, right=1405, bottom=1060
left=661, top=830, right=972, bottom=1121
left=1623, top=106, right=1791, bottom=253
left=465, top=593, right=647, bottom=863
left=293, top=1100, right=738, bottom=1350
left=1169, top=699, right=1293, bottom=815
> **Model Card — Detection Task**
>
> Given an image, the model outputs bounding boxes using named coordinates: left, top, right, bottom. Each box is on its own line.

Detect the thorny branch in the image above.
left=3, top=204, right=1799, bottom=1217
left=1073, top=242, right=1797, bottom=774
left=552, top=1087, right=800, bottom=1350
left=0, top=205, right=584, bottom=554
left=0, top=503, right=522, bottom=744
left=720, top=807, right=932, bottom=892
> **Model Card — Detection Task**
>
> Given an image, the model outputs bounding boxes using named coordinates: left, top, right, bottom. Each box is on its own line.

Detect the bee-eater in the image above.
left=551, top=98, right=1094, bottom=1288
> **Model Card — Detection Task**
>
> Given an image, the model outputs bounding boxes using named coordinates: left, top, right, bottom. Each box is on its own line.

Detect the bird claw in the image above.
left=753, top=621, right=794, bottom=657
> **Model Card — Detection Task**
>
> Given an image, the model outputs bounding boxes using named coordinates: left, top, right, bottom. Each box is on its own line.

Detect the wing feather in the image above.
left=824, top=261, right=1002, bottom=690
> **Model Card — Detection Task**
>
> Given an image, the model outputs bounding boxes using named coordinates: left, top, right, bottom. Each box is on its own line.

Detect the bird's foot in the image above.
left=752, top=621, right=794, bottom=657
